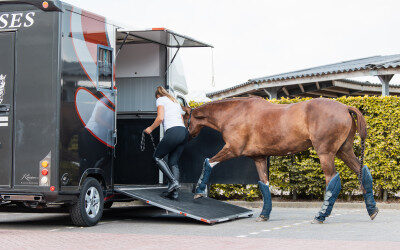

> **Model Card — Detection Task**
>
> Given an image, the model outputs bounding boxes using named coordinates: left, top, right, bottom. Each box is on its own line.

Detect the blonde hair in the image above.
left=155, top=86, right=178, bottom=103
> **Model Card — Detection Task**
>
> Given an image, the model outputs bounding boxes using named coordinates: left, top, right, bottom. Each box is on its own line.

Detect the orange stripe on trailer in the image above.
left=184, top=213, right=187, bottom=216
left=146, top=201, right=150, bottom=204
left=152, top=28, right=165, bottom=31
left=200, top=219, right=209, bottom=223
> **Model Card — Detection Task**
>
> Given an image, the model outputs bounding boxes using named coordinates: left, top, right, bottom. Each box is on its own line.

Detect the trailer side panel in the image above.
left=0, top=4, right=60, bottom=192
left=59, top=7, right=116, bottom=192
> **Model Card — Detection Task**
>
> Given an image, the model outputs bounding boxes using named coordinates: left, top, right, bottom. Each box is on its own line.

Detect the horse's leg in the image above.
left=337, top=134, right=379, bottom=219
left=194, top=144, right=236, bottom=199
left=253, top=157, right=272, bottom=222
left=313, top=153, right=342, bottom=223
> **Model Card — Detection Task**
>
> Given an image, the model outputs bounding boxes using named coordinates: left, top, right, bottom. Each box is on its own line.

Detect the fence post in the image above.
left=383, top=189, right=388, bottom=202
left=292, top=190, right=297, bottom=200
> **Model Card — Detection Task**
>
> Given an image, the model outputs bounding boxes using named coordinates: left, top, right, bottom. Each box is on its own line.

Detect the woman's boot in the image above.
left=154, top=157, right=180, bottom=194
left=170, top=165, right=180, bottom=199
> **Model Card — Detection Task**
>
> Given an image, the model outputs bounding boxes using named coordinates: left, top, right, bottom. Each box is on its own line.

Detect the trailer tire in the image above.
left=70, top=177, right=104, bottom=227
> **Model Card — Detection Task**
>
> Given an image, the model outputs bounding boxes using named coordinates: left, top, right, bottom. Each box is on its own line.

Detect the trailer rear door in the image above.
left=0, top=31, right=15, bottom=187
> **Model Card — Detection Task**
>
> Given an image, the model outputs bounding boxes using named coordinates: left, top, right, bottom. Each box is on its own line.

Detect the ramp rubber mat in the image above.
left=115, top=185, right=253, bottom=224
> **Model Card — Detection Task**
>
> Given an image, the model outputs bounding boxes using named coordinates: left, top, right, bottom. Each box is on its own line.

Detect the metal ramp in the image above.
left=114, top=185, right=253, bottom=224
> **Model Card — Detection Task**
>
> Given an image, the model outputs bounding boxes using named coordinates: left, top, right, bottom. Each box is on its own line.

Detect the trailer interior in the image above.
left=114, top=29, right=212, bottom=186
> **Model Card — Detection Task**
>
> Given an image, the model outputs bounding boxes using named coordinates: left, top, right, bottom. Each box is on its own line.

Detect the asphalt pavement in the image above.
left=0, top=203, right=399, bottom=249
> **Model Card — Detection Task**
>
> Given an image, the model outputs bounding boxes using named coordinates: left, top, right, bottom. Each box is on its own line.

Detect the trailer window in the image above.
left=97, top=46, right=113, bottom=89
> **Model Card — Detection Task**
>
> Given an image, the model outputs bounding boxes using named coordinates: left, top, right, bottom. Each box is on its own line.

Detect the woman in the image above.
left=144, top=86, right=189, bottom=199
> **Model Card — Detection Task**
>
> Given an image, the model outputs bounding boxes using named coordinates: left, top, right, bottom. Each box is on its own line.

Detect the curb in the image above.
left=226, top=200, right=400, bottom=210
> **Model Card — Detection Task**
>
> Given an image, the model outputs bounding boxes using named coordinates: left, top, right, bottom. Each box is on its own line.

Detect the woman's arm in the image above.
left=144, top=105, right=164, bottom=134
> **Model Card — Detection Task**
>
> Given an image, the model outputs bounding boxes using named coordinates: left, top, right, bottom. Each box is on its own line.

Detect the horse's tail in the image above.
left=348, top=106, right=367, bottom=183
left=348, top=106, right=367, bottom=141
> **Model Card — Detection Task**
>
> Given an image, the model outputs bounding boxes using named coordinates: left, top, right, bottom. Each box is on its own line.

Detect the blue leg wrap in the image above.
left=362, top=165, right=377, bottom=216
left=258, top=181, right=272, bottom=219
left=195, top=158, right=213, bottom=195
left=315, top=173, right=341, bottom=222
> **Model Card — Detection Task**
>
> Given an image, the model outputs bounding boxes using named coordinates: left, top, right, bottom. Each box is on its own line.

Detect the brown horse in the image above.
left=182, top=97, right=378, bottom=223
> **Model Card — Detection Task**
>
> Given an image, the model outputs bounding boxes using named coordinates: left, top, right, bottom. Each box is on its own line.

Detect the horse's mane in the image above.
left=196, top=96, right=264, bottom=109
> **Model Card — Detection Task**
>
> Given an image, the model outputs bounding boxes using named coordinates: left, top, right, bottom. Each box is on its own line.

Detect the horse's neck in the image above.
left=202, top=115, right=221, bottom=132
left=197, top=101, right=235, bottom=132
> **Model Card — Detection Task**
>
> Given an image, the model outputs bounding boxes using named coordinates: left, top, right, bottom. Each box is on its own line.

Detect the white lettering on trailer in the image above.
left=0, top=117, right=8, bottom=122
left=0, top=123, right=8, bottom=127
left=0, top=14, right=9, bottom=29
left=24, top=12, right=35, bottom=27
left=9, top=13, right=23, bottom=28
left=0, top=12, right=36, bottom=29
left=0, top=74, right=6, bottom=104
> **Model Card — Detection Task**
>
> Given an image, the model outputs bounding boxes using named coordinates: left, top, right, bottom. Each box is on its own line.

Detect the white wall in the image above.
left=116, top=43, right=160, bottom=78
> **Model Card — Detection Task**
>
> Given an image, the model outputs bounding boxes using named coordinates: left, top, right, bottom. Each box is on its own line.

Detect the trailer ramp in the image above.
left=114, top=185, right=253, bottom=224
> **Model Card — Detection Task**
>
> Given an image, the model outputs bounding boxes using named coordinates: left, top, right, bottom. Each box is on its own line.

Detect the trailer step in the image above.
left=114, top=185, right=253, bottom=224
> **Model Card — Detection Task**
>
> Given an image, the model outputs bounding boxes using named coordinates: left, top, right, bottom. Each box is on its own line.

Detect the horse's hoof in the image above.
left=370, top=207, right=379, bottom=220
left=256, top=216, right=269, bottom=222
left=311, top=219, right=323, bottom=224
left=194, top=193, right=205, bottom=199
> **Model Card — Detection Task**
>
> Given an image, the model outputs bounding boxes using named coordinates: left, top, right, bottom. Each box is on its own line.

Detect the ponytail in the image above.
left=155, top=86, right=178, bottom=103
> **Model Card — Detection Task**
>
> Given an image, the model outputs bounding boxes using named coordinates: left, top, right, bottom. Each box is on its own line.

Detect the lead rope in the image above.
left=140, top=131, right=156, bottom=151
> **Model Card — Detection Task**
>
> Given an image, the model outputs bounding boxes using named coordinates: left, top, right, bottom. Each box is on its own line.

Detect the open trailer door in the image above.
left=117, top=28, right=213, bottom=48
left=116, top=28, right=213, bottom=94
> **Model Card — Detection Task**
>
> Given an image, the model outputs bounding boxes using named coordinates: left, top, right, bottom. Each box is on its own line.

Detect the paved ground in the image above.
left=0, top=204, right=399, bottom=249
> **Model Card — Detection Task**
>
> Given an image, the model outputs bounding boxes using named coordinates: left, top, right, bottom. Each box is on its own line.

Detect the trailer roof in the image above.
left=117, top=28, right=213, bottom=48
left=0, top=0, right=62, bottom=11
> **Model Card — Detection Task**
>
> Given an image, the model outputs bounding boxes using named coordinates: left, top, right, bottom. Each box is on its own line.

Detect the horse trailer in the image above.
left=0, top=0, right=252, bottom=226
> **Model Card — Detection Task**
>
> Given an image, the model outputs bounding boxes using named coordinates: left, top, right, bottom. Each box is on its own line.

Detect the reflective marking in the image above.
left=0, top=117, right=8, bottom=122
left=272, top=227, right=282, bottom=230
left=118, top=186, right=166, bottom=191
left=49, top=229, right=60, bottom=232
left=236, top=235, right=248, bottom=238
left=336, top=213, right=342, bottom=216
left=262, top=229, right=271, bottom=232
left=249, top=232, right=259, bottom=235
left=0, top=123, right=8, bottom=127
left=293, top=223, right=301, bottom=225
left=282, top=225, right=290, bottom=228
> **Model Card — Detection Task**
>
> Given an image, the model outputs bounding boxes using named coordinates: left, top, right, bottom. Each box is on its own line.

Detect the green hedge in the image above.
left=189, top=96, right=400, bottom=200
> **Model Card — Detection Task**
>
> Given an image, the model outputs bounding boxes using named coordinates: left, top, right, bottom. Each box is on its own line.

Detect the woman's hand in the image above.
left=145, top=106, right=164, bottom=135
left=144, top=127, right=153, bottom=134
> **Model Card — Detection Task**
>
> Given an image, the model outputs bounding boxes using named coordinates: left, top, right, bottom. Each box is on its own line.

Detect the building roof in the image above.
left=250, top=54, right=400, bottom=83
left=207, top=54, right=400, bottom=98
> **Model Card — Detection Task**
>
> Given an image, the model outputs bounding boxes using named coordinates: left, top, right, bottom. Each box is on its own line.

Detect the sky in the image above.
left=64, top=0, right=400, bottom=99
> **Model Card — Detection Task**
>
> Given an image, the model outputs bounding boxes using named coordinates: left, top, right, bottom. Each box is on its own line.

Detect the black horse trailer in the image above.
left=0, top=0, right=252, bottom=226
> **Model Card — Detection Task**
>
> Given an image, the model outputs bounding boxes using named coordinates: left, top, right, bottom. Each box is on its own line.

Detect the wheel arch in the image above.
left=79, top=168, right=107, bottom=191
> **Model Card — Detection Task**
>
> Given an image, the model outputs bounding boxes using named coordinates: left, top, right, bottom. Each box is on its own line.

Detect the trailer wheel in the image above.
left=70, top=177, right=104, bottom=227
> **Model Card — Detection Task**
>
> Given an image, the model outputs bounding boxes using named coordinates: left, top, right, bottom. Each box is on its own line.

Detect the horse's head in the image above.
left=182, top=106, right=204, bottom=138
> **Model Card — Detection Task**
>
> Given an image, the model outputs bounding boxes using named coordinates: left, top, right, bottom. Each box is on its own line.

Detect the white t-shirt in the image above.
left=156, top=96, right=185, bottom=131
